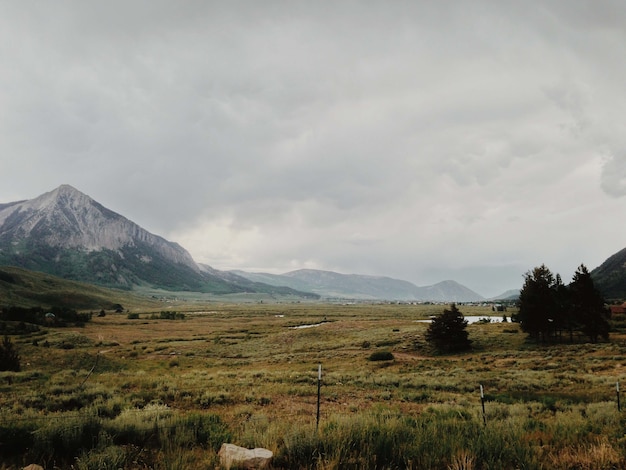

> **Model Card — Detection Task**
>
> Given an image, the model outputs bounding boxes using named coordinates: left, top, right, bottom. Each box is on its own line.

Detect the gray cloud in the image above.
left=1, top=1, right=626, bottom=296
left=601, top=152, right=626, bottom=197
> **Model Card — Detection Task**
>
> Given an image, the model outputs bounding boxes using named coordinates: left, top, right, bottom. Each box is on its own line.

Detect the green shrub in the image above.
left=368, top=351, right=394, bottom=362
left=75, top=443, right=127, bottom=470
left=0, top=335, right=20, bottom=371
left=170, top=413, right=231, bottom=451
left=30, top=413, right=102, bottom=462
left=0, top=420, right=36, bottom=457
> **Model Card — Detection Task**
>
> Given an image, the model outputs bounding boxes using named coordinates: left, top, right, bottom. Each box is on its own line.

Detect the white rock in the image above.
left=218, top=443, right=273, bottom=469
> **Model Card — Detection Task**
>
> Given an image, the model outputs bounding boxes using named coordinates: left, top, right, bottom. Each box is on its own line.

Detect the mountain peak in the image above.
left=55, top=183, right=80, bottom=193
left=50, top=184, right=86, bottom=202
left=0, top=186, right=201, bottom=284
left=1, top=185, right=119, bottom=250
left=19, top=184, right=95, bottom=218
left=37, top=184, right=83, bottom=201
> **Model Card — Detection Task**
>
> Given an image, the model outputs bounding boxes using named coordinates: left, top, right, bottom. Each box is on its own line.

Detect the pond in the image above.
left=416, top=315, right=507, bottom=324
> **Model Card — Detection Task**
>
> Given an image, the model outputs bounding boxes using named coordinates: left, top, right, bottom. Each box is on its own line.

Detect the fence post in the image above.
left=480, top=384, right=486, bottom=426
left=316, top=364, right=322, bottom=431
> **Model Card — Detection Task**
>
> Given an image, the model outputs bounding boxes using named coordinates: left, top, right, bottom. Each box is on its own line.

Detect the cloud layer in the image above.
left=1, top=1, right=626, bottom=296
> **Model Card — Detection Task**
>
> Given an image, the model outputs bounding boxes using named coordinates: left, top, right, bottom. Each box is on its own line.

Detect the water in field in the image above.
left=416, top=315, right=506, bottom=324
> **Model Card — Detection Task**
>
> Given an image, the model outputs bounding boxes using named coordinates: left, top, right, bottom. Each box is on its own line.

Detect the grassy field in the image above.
left=2, top=302, right=626, bottom=469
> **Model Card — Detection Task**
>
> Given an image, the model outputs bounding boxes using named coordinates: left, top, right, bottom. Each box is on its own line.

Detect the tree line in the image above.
left=0, top=305, right=92, bottom=326
left=513, top=264, right=609, bottom=343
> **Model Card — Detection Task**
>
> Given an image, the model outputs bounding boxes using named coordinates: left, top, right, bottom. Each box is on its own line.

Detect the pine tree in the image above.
left=515, top=265, right=557, bottom=342
left=0, top=335, right=20, bottom=372
left=553, top=273, right=574, bottom=342
left=570, top=264, right=609, bottom=342
left=425, top=304, right=471, bottom=353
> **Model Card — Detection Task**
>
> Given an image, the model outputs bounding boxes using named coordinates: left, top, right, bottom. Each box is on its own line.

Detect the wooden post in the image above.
left=316, top=364, right=322, bottom=431
left=617, top=381, right=621, bottom=412
left=480, top=384, right=486, bottom=426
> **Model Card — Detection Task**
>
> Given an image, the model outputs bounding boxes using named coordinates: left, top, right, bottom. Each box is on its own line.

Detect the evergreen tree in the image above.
left=570, top=264, right=609, bottom=342
left=426, top=304, right=471, bottom=353
left=553, top=273, right=574, bottom=342
left=515, top=265, right=557, bottom=341
left=0, top=335, right=20, bottom=372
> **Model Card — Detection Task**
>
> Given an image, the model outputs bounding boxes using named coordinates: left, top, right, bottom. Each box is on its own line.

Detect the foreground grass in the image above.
left=2, top=302, right=626, bottom=468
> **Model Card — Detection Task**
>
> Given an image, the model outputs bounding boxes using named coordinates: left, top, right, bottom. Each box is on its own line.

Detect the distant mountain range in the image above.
left=230, top=269, right=486, bottom=302
left=0, top=185, right=529, bottom=302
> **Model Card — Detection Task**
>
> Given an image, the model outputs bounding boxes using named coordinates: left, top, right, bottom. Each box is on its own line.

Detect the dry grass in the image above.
left=3, top=302, right=626, bottom=468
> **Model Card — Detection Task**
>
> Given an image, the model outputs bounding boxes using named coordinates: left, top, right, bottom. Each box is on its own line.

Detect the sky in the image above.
left=1, top=1, right=626, bottom=298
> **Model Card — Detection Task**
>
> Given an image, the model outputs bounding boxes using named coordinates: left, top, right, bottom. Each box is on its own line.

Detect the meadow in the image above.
left=2, top=302, right=626, bottom=469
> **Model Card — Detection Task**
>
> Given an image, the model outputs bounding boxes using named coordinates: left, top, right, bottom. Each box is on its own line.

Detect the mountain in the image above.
left=231, top=269, right=485, bottom=302
left=488, top=289, right=520, bottom=301
left=417, top=279, right=484, bottom=303
left=0, top=185, right=317, bottom=298
left=591, top=247, right=626, bottom=299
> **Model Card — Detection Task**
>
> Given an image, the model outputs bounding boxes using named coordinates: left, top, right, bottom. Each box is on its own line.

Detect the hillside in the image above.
left=0, top=265, right=158, bottom=310
left=591, top=247, right=626, bottom=299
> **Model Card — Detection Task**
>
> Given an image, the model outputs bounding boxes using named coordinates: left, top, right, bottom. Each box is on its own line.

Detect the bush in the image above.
left=172, top=413, right=231, bottom=451
left=30, top=413, right=102, bottom=462
left=0, top=335, right=20, bottom=371
left=0, top=420, right=36, bottom=456
left=368, top=350, right=394, bottom=361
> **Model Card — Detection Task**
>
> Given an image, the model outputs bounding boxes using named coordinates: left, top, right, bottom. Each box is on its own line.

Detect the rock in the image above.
left=23, top=465, right=44, bottom=470
left=218, top=443, right=273, bottom=469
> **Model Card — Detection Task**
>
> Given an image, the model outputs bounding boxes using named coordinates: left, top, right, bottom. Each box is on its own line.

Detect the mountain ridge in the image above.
left=0, top=185, right=317, bottom=298
left=231, top=268, right=485, bottom=302
left=0, top=185, right=523, bottom=302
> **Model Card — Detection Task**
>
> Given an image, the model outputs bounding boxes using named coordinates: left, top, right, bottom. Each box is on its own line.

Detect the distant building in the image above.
left=610, top=303, right=626, bottom=315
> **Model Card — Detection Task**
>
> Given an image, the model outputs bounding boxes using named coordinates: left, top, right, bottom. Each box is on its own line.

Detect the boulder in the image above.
left=218, top=443, right=273, bottom=469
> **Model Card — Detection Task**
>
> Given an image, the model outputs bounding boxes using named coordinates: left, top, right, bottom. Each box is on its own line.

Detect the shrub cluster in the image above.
left=367, top=350, right=395, bottom=361
left=0, top=335, right=20, bottom=371
left=0, top=407, right=230, bottom=468
left=0, top=305, right=92, bottom=327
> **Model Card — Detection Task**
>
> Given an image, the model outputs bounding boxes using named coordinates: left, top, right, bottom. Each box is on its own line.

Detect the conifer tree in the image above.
left=515, top=265, right=556, bottom=341
left=426, top=304, right=471, bottom=353
left=570, top=264, right=609, bottom=342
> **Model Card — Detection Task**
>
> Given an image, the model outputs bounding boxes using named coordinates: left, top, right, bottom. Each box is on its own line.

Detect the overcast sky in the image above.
left=1, top=1, right=626, bottom=297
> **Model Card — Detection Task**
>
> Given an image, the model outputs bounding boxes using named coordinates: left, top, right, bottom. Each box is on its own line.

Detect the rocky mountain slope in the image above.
left=591, top=247, right=626, bottom=299
left=231, top=268, right=485, bottom=302
left=0, top=185, right=316, bottom=297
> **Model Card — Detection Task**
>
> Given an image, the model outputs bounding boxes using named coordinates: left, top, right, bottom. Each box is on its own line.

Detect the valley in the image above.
left=2, top=302, right=626, bottom=468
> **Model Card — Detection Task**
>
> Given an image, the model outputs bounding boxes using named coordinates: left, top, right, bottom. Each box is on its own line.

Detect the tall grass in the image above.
left=3, top=303, right=626, bottom=468
left=266, top=403, right=626, bottom=469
